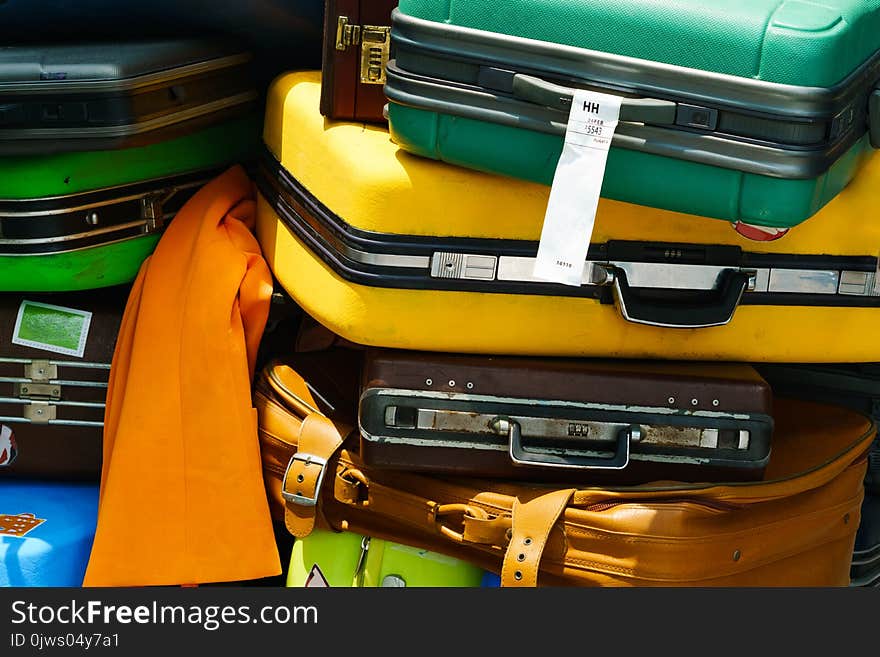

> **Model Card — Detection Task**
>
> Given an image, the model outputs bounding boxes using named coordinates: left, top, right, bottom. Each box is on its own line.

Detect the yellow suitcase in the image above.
left=285, top=529, right=486, bottom=588
left=256, top=70, right=880, bottom=362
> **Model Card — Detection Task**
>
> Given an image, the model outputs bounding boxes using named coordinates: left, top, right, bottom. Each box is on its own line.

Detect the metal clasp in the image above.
left=141, top=192, right=165, bottom=233
left=359, top=26, right=390, bottom=84
left=335, top=15, right=362, bottom=51
left=281, top=452, right=328, bottom=507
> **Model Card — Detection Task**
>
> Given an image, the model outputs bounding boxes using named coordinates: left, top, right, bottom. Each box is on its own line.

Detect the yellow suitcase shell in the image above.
left=257, top=70, right=880, bottom=362
left=286, top=529, right=485, bottom=587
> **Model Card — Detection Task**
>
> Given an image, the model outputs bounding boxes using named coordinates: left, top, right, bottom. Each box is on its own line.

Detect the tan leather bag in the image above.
left=255, top=355, right=874, bottom=587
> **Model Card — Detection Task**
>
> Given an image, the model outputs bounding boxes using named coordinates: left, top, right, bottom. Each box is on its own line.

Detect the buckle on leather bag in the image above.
left=281, top=453, right=328, bottom=507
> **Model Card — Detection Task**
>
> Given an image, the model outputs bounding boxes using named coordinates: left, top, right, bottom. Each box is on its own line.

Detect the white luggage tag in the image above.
left=533, top=89, right=621, bottom=286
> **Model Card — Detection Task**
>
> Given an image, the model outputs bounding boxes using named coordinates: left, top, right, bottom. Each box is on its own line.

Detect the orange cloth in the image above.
left=84, top=165, right=281, bottom=586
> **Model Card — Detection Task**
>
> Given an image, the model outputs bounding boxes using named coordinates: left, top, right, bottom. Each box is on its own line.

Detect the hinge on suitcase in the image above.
left=15, top=360, right=61, bottom=423
left=22, top=402, right=56, bottom=425
left=335, top=16, right=390, bottom=85
left=17, top=360, right=60, bottom=400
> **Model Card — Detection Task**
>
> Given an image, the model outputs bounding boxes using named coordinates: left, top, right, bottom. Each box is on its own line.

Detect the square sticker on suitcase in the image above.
left=12, top=301, right=92, bottom=358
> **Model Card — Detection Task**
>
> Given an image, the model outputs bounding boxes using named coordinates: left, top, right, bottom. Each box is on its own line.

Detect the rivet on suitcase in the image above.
left=385, top=0, right=880, bottom=234
left=256, top=71, right=880, bottom=362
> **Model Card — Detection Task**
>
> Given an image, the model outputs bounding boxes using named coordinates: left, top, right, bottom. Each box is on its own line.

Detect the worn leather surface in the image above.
left=257, top=355, right=874, bottom=586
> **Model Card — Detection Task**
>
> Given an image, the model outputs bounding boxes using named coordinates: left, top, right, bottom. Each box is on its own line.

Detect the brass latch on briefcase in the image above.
left=335, top=16, right=391, bottom=85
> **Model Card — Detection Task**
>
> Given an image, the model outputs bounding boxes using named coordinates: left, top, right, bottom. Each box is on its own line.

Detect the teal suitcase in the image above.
left=386, top=0, right=880, bottom=237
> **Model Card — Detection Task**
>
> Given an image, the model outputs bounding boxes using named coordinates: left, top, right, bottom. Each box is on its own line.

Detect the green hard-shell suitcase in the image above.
left=385, top=0, right=880, bottom=237
left=0, top=115, right=259, bottom=292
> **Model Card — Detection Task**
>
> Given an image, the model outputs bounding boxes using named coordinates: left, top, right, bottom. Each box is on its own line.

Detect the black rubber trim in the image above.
left=615, top=268, right=749, bottom=327
left=384, top=63, right=867, bottom=180
left=359, top=389, right=773, bottom=471
left=0, top=168, right=221, bottom=254
left=257, top=146, right=880, bottom=307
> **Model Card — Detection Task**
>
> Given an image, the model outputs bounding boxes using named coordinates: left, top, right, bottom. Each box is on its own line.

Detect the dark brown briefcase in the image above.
left=358, top=350, right=775, bottom=484
left=0, top=287, right=128, bottom=480
left=320, top=0, right=395, bottom=122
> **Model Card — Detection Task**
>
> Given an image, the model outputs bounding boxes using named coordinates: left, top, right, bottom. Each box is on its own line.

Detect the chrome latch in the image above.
left=431, top=252, right=498, bottom=280
left=335, top=15, right=362, bottom=50
left=838, top=270, right=880, bottom=296
left=141, top=192, right=165, bottom=233
left=359, top=26, right=391, bottom=84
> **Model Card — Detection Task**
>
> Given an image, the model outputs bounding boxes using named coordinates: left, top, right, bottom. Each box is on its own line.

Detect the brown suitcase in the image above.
left=320, top=0, right=395, bottom=122
left=358, top=350, right=774, bottom=484
left=255, top=353, right=874, bottom=587
left=0, top=287, right=128, bottom=480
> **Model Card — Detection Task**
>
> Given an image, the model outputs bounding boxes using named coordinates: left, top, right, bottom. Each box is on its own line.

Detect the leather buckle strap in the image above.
left=283, top=413, right=348, bottom=538
left=281, top=453, right=327, bottom=507
left=501, top=489, right=575, bottom=587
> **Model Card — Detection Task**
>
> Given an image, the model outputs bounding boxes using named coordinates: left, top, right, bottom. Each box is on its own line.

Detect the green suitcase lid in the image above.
left=398, top=0, right=880, bottom=88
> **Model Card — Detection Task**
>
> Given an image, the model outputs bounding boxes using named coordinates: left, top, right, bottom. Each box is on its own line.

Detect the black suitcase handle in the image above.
left=511, top=73, right=677, bottom=124
left=610, top=267, right=752, bottom=329
left=492, top=416, right=636, bottom=471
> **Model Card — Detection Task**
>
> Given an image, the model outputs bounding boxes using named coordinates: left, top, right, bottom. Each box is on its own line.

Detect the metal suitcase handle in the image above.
left=511, top=73, right=677, bottom=124
left=605, top=267, right=752, bottom=329
left=491, top=416, right=638, bottom=471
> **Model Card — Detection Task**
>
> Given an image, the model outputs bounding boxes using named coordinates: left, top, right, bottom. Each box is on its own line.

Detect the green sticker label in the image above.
left=11, top=301, right=92, bottom=358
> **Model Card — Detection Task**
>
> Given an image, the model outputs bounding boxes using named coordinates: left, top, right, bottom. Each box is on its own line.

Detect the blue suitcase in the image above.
left=0, top=480, right=98, bottom=587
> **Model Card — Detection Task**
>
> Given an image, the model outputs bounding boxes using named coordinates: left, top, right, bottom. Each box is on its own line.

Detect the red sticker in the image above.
left=0, top=425, right=17, bottom=467
left=732, top=222, right=790, bottom=242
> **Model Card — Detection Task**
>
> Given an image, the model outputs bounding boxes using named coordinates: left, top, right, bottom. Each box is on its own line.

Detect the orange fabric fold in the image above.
left=83, top=165, right=281, bottom=586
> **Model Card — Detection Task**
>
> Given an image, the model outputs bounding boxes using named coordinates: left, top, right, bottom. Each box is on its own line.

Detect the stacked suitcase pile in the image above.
left=254, top=0, right=880, bottom=587
left=2, top=0, right=879, bottom=589
left=0, top=13, right=277, bottom=586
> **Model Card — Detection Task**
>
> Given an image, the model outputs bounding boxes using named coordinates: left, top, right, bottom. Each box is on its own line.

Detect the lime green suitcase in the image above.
left=0, top=116, right=259, bottom=292
left=287, top=529, right=486, bottom=587
left=386, top=0, right=880, bottom=237
left=0, top=39, right=261, bottom=292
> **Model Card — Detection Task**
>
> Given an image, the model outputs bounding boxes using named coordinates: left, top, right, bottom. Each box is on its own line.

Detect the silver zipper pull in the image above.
left=353, top=535, right=371, bottom=586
